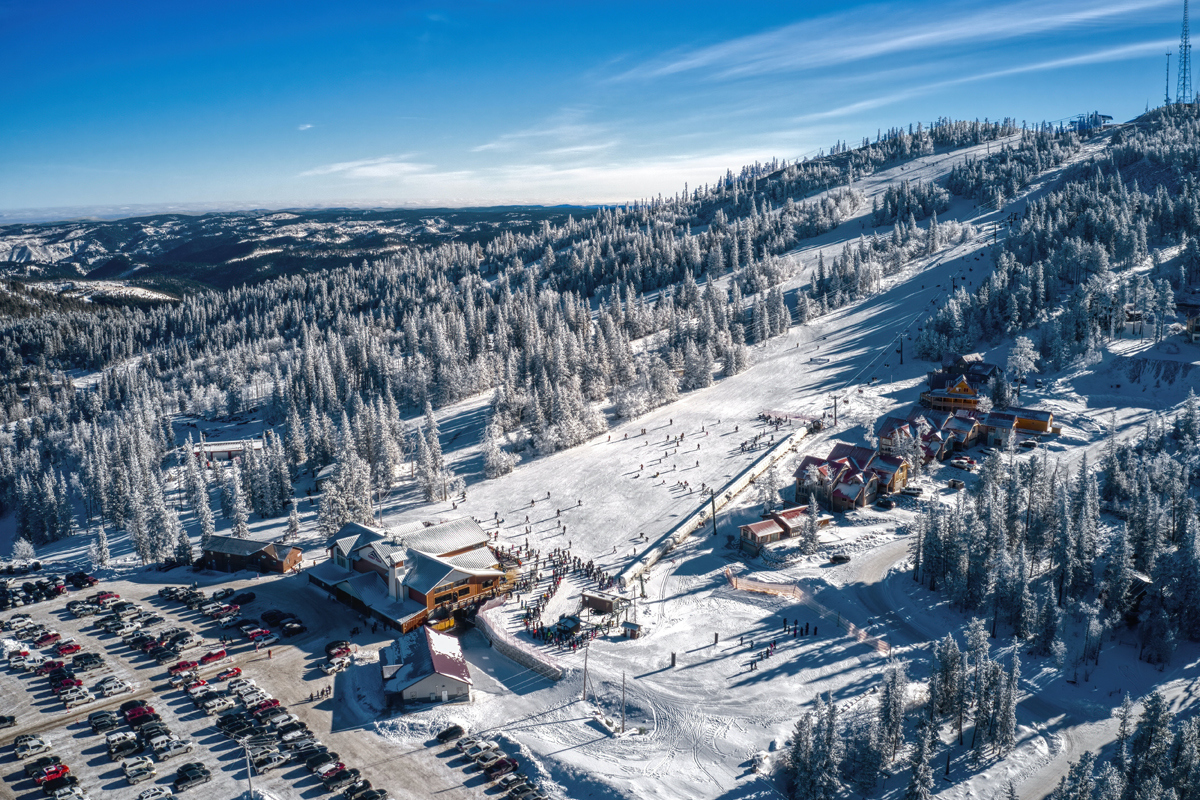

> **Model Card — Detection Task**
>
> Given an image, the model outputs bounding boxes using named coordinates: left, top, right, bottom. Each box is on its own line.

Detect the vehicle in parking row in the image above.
left=23, top=755, right=63, bottom=778
left=172, top=762, right=211, bottom=793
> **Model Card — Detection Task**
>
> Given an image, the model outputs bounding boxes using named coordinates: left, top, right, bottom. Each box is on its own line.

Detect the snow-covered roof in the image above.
left=329, top=522, right=389, bottom=558
left=403, top=550, right=504, bottom=597
left=398, top=517, right=490, bottom=556
left=444, top=547, right=501, bottom=571
left=203, top=535, right=273, bottom=558
left=379, top=626, right=472, bottom=693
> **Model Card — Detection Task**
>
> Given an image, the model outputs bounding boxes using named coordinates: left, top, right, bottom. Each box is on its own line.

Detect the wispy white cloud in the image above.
left=297, top=123, right=314, bottom=131
left=470, top=107, right=611, bottom=154
left=789, top=38, right=1176, bottom=124
left=298, top=155, right=432, bottom=179
left=628, top=0, right=1174, bottom=80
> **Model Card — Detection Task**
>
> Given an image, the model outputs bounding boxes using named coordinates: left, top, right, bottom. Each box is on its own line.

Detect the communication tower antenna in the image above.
left=1179, top=0, right=1193, bottom=105
left=1167, top=52, right=1173, bottom=106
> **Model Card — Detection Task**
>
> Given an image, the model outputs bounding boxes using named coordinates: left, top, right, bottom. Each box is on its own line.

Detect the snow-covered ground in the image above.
left=8, top=134, right=1200, bottom=800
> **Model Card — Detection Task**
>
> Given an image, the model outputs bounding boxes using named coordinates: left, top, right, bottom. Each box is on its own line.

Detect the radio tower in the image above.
left=1179, top=0, right=1193, bottom=105
left=1168, top=52, right=1174, bottom=106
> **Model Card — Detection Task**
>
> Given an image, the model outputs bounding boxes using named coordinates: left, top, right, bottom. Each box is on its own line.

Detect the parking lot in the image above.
left=0, top=567, right=487, bottom=800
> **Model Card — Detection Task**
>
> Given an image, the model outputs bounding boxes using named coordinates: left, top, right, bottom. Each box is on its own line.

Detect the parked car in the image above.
left=39, top=775, right=79, bottom=796
left=168, top=661, right=199, bottom=676
left=324, top=640, right=351, bottom=657
left=16, top=735, right=50, bottom=759
left=215, top=667, right=242, bottom=681
left=900, top=487, right=923, bottom=497
left=324, top=769, right=363, bottom=791
left=172, top=762, right=211, bottom=792
left=154, top=739, right=195, bottom=762
left=828, top=554, right=851, bottom=565
left=56, top=642, right=82, bottom=657
left=34, top=632, right=61, bottom=648
left=254, top=752, right=288, bottom=774
left=436, top=724, right=465, bottom=743
left=948, top=478, right=966, bottom=490
left=34, top=763, right=71, bottom=785
left=281, top=622, right=307, bottom=637
left=198, top=649, right=226, bottom=665
left=211, top=588, right=235, bottom=601
left=137, top=787, right=174, bottom=800
left=321, top=656, right=350, bottom=675
left=486, top=758, right=519, bottom=779
left=90, top=710, right=121, bottom=733
left=23, top=755, right=63, bottom=778
left=875, top=497, right=896, bottom=510
left=0, top=714, right=15, bottom=729
left=231, top=592, right=255, bottom=605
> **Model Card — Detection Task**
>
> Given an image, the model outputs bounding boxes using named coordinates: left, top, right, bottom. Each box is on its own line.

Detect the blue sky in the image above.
left=0, top=0, right=1185, bottom=217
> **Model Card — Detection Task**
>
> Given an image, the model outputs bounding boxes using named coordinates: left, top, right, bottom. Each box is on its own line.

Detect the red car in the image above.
left=318, top=762, right=345, bottom=778
left=168, top=660, right=198, bottom=676
left=253, top=699, right=280, bottom=713
left=55, top=643, right=82, bottom=656
left=34, top=632, right=61, bottom=648
left=125, top=705, right=154, bottom=721
left=215, top=667, right=241, bottom=681
left=35, top=660, right=64, bottom=676
left=94, top=591, right=119, bottom=604
left=328, top=646, right=351, bottom=659
left=51, top=678, right=82, bottom=693
left=185, top=679, right=208, bottom=692
left=34, top=764, right=70, bottom=784
left=199, top=649, right=226, bottom=665
left=211, top=604, right=239, bottom=618
left=248, top=629, right=271, bottom=641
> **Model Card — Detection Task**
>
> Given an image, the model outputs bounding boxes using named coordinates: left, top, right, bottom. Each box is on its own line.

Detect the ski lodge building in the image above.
left=738, top=505, right=834, bottom=554
left=200, top=535, right=302, bottom=574
left=379, top=624, right=472, bottom=709
left=308, top=518, right=513, bottom=633
left=793, top=444, right=909, bottom=512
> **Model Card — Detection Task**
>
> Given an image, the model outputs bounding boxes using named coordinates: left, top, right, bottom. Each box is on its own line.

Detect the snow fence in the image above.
left=616, top=425, right=810, bottom=590
left=474, top=597, right=566, bottom=682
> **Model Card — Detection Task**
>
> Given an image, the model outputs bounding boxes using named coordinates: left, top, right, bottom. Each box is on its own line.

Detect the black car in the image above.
left=324, top=769, right=362, bottom=791
left=109, top=739, right=140, bottom=760
left=128, top=713, right=162, bottom=729
left=231, top=592, right=255, bottom=605
left=23, top=755, right=62, bottom=778
left=288, top=743, right=327, bottom=762
left=341, top=781, right=373, bottom=800
left=217, top=712, right=251, bottom=730
left=174, top=763, right=212, bottom=792
left=40, top=775, right=78, bottom=795
left=72, top=653, right=103, bottom=671
left=261, top=609, right=288, bottom=625
left=89, top=710, right=121, bottom=732
left=875, top=497, right=896, bottom=510
left=0, top=714, right=15, bottom=729
left=435, top=724, right=464, bottom=743
left=829, top=554, right=852, bottom=565
left=282, top=622, right=307, bottom=637
left=306, top=751, right=340, bottom=772
left=120, top=699, right=150, bottom=713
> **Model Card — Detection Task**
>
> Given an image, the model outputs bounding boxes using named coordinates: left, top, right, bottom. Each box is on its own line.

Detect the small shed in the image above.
left=581, top=590, right=625, bottom=615
left=621, top=621, right=644, bottom=639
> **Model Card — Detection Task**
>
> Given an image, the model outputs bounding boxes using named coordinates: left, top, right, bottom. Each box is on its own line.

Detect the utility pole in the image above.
left=710, top=489, right=718, bottom=537
left=243, top=742, right=254, bottom=797
left=832, top=396, right=838, bottom=427
left=621, top=672, right=627, bottom=733
left=582, top=644, right=590, bottom=704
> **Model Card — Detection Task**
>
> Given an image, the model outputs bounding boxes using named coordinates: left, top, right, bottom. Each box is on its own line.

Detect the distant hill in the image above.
left=0, top=206, right=592, bottom=292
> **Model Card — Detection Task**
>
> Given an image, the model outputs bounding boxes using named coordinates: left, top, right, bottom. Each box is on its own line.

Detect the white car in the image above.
left=257, top=634, right=279, bottom=647
left=265, top=712, right=298, bottom=728
left=204, top=697, right=236, bottom=715
left=241, top=691, right=270, bottom=707
left=137, top=787, right=174, bottom=800
left=154, top=738, right=195, bottom=762
left=99, top=678, right=131, bottom=697
left=62, top=689, right=95, bottom=708
left=15, top=736, right=49, bottom=758
left=228, top=678, right=256, bottom=693
left=320, top=656, right=350, bottom=675
left=54, top=787, right=91, bottom=800
left=254, top=752, right=288, bottom=774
